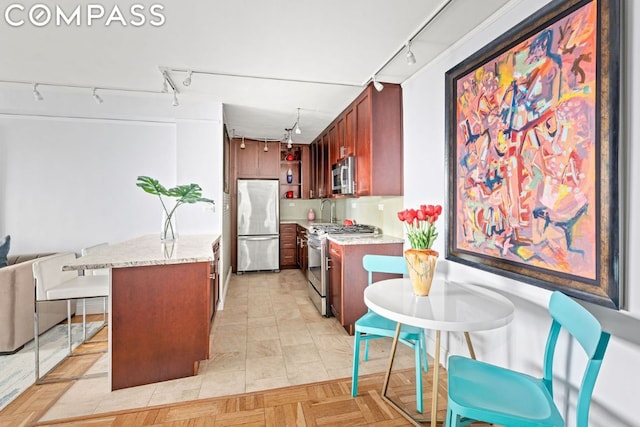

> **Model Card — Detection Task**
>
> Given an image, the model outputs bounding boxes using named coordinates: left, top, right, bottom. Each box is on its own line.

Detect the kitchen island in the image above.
left=64, top=234, right=220, bottom=390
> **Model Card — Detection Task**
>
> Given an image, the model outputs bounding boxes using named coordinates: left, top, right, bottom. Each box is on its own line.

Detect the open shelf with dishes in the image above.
left=280, top=144, right=304, bottom=199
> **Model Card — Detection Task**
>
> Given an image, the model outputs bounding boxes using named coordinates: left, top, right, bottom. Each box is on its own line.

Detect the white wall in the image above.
left=0, top=86, right=224, bottom=254
left=402, top=0, right=638, bottom=425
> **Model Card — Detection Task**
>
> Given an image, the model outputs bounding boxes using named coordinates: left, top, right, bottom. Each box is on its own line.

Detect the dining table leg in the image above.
left=464, top=331, right=476, bottom=360
left=431, top=330, right=441, bottom=426
left=382, top=322, right=402, bottom=396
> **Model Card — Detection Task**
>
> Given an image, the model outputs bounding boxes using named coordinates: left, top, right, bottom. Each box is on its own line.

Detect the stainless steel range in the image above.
left=306, top=223, right=377, bottom=316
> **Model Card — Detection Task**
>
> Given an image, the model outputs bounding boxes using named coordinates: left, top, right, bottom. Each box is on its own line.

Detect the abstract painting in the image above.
left=445, top=0, right=620, bottom=308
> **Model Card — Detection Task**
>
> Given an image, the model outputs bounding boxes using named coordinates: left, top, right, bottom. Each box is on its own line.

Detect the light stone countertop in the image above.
left=62, top=234, right=220, bottom=271
left=326, top=234, right=404, bottom=245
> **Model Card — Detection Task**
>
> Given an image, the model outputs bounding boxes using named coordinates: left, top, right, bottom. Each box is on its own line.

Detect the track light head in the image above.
left=406, top=42, right=416, bottom=65
left=33, top=83, right=43, bottom=101
left=161, top=77, right=169, bottom=93
left=373, top=76, right=384, bottom=92
left=92, top=88, right=103, bottom=104
left=287, top=131, right=293, bottom=149
left=263, top=138, right=269, bottom=152
left=183, top=71, right=192, bottom=87
left=240, top=136, right=245, bottom=149
left=295, top=108, right=302, bottom=134
left=172, top=91, right=179, bottom=107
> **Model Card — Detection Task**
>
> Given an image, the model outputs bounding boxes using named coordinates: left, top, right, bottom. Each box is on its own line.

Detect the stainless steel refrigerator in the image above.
left=237, top=179, right=280, bottom=273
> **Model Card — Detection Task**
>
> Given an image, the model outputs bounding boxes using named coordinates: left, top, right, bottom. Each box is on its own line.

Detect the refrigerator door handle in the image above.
left=238, top=236, right=278, bottom=241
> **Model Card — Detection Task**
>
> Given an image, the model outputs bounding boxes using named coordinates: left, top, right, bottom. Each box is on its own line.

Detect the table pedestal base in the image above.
left=381, top=324, right=477, bottom=426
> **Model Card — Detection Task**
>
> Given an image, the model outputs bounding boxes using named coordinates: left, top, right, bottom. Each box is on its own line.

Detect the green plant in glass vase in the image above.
left=136, top=175, right=215, bottom=241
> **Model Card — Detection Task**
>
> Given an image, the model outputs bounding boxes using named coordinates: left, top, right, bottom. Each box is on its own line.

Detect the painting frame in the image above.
left=445, top=0, right=621, bottom=308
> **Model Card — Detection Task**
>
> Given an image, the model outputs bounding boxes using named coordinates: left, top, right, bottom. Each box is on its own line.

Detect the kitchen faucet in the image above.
left=320, top=199, right=335, bottom=223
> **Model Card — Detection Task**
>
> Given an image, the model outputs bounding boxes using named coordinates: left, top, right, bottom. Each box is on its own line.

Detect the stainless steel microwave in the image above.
left=331, top=156, right=356, bottom=195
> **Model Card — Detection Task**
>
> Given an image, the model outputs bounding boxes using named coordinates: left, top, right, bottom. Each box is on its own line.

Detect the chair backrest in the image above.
left=81, top=242, right=109, bottom=276
left=32, top=252, right=79, bottom=301
left=543, top=291, right=611, bottom=427
left=362, top=254, right=408, bottom=286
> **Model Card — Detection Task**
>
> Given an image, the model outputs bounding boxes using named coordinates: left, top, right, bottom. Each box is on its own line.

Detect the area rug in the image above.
left=0, top=321, right=102, bottom=411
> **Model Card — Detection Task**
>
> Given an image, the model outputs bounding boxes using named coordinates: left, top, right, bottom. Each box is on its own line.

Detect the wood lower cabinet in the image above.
left=296, top=225, right=308, bottom=273
left=210, top=239, right=220, bottom=327
left=280, top=224, right=297, bottom=269
left=111, top=262, right=210, bottom=390
left=328, top=240, right=403, bottom=335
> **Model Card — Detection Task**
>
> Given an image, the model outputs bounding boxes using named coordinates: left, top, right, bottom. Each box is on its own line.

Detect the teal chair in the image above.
left=351, top=254, right=428, bottom=413
left=446, top=291, right=610, bottom=427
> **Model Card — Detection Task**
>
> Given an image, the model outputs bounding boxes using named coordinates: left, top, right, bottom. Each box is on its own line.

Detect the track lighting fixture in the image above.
left=373, top=75, right=384, bottom=92
left=172, top=90, right=179, bottom=107
left=263, top=138, right=269, bottom=152
left=241, top=136, right=245, bottom=149
left=294, top=108, right=302, bottom=134
left=406, top=41, right=416, bottom=65
left=161, top=77, right=169, bottom=93
left=92, top=87, right=103, bottom=104
left=33, top=83, right=43, bottom=101
left=183, top=71, right=192, bottom=87
left=287, top=130, right=293, bottom=149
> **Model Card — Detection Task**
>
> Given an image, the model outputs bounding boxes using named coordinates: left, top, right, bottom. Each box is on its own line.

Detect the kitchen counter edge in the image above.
left=62, top=234, right=220, bottom=271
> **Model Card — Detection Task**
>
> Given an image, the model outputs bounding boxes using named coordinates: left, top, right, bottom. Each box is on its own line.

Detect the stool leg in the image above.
left=82, top=299, right=87, bottom=342
left=34, top=301, right=40, bottom=381
left=67, top=300, right=72, bottom=354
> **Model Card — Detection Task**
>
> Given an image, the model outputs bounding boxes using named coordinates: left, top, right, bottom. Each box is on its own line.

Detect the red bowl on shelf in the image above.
left=286, top=154, right=295, bottom=161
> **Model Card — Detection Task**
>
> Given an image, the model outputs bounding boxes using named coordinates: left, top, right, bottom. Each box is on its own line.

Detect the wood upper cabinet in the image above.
left=354, top=84, right=403, bottom=196
left=329, top=240, right=403, bottom=335
left=328, top=123, right=339, bottom=166
left=234, top=138, right=279, bottom=179
left=336, top=110, right=356, bottom=161
left=308, top=82, right=402, bottom=198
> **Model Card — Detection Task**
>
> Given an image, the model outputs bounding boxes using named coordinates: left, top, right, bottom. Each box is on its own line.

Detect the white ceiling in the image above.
left=0, top=0, right=512, bottom=142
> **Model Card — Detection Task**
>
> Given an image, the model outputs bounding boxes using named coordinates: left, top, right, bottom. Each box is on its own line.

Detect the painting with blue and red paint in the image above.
left=454, top=2, right=597, bottom=280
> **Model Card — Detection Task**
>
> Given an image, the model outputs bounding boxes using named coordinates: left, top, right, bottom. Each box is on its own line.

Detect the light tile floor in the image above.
left=40, top=269, right=417, bottom=421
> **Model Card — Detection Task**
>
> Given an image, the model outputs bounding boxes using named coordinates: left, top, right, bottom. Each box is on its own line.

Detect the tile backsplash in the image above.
left=280, top=196, right=404, bottom=238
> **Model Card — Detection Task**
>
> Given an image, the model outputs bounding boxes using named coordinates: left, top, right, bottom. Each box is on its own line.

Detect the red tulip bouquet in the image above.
left=397, top=204, right=443, bottom=296
left=397, top=204, right=443, bottom=249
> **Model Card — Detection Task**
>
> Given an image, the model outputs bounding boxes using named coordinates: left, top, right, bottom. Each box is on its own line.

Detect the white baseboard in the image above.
left=216, top=268, right=233, bottom=311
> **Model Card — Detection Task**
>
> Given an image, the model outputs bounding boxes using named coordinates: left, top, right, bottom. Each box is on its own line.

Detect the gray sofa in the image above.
left=0, top=253, right=74, bottom=354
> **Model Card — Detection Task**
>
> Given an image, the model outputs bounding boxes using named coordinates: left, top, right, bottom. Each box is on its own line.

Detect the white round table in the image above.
left=364, top=278, right=515, bottom=426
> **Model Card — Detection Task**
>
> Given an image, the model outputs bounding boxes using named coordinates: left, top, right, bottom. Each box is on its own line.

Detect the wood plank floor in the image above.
left=1, top=328, right=428, bottom=426
left=0, top=315, right=488, bottom=427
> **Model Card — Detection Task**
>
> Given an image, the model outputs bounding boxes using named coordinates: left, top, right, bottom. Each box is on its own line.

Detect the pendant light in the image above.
left=287, top=129, right=293, bottom=149
left=241, top=136, right=246, bottom=149
left=263, top=138, right=269, bottom=152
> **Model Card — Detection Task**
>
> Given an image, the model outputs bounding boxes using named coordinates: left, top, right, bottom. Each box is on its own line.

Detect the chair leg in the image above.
left=414, top=340, right=423, bottom=413
left=420, top=330, right=428, bottom=372
left=351, top=333, right=362, bottom=397
left=364, top=338, right=370, bottom=361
